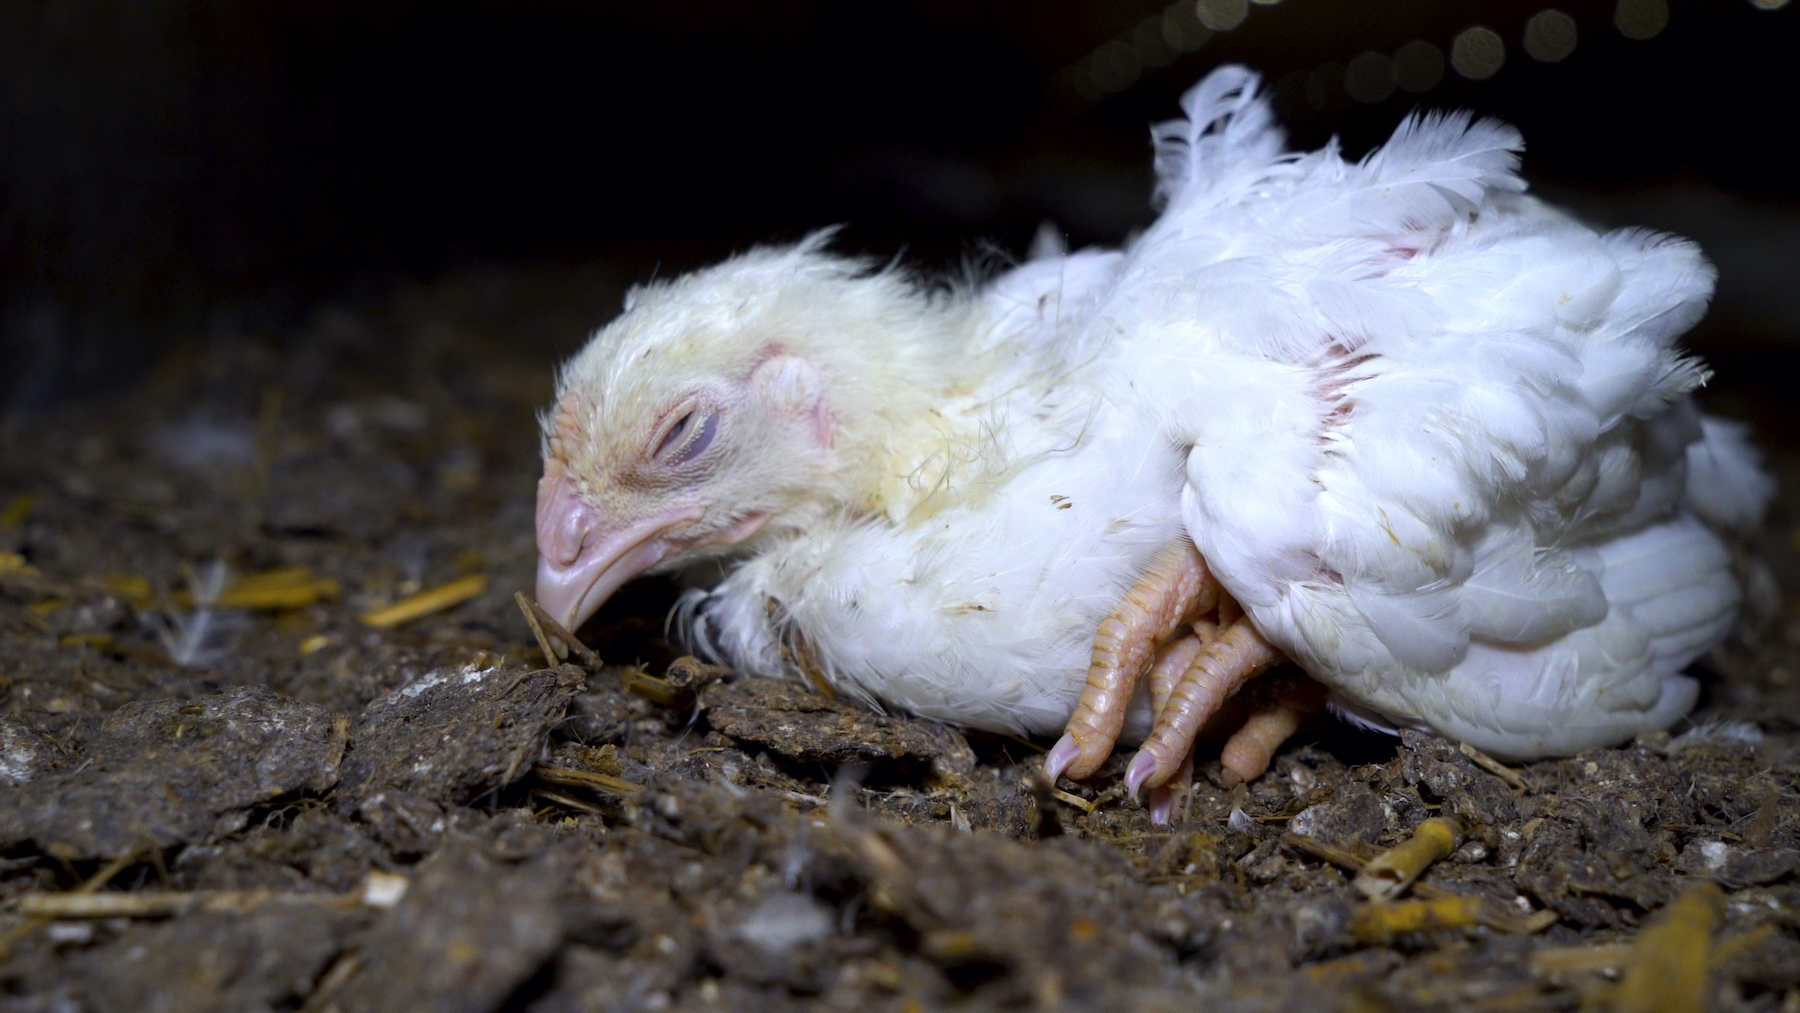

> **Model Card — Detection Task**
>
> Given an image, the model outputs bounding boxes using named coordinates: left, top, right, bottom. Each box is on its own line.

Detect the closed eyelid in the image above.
left=668, top=411, right=717, bottom=465
left=654, top=408, right=717, bottom=466
left=655, top=411, right=696, bottom=458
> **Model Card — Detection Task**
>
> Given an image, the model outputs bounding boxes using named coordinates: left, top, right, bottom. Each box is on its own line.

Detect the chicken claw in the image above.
left=1126, top=619, right=1282, bottom=798
left=1044, top=541, right=1217, bottom=783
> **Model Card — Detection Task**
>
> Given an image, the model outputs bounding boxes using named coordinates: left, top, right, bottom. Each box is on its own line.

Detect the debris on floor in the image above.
left=2, top=268, right=1796, bottom=1011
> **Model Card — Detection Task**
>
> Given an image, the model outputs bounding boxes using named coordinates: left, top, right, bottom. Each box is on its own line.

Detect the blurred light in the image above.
left=1451, top=26, right=1506, bottom=80
left=1089, top=40, right=1142, bottom=93
left=1162, top=3, right=1214, bottom=51
left=1394, top=40, right=1446, bottom=92
left=1345, top=52, right=1396, bottom=103
left=1615, top=0, right=1670, bottom=39
left=1750, top=0, right=1790, bottom=9
left=1274, top=68, right=1314, bottom=121
left=1066, top=65, right=1103, bottom=104
left=1523, top=10, right=1579, bottom=61
left=1195, top=0, right=1249, bottom=32
left=1307, top=61, right=1350, bottom=111
left=1133, top=18, right=1179, bottom=68
left=1251, top=0, right=1283, bottom=5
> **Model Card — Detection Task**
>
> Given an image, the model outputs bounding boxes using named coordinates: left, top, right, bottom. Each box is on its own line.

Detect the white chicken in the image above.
left=536, top=67, right=1772, bottom=821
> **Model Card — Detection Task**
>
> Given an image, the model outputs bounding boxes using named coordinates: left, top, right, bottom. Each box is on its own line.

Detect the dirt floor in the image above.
left=2, top=264, right=1798, bottom=1012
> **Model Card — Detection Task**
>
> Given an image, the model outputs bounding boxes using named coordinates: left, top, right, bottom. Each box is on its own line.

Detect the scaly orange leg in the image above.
left=1043, top=541, right=1217, bottom=783
left=1125, top=618, right=1283, bottom=799
left=1045, top=540, right=1321, bottom=823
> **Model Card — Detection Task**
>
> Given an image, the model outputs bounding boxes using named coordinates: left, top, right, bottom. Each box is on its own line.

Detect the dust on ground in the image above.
left=2, top=266, right=1798, bottom=1012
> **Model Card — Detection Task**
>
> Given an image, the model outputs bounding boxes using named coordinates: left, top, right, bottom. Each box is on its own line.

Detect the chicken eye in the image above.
left=656, top=410, right=717, bottom=466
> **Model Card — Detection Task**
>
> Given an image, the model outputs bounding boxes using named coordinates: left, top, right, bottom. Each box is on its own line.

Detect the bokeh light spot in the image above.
left=1133, top=18, right=1178, bottom=68
left=1750, top=0, right=1790, bottom=9
left=1307, top=61, right=1349, bottom=111
left=1523, top=10, right=1579, bottom=62
left=1162, top=3, right=1213, bottom=51
left=1451, top=26, right=1506, bottom=80
left=1066, top=66, right=1103, bottom=104
left=1345, top=52, right=1397, bottom=103
left=1196, top=0, right=1249, bottom=32
left=1394, top=40, right=1446, bottom=92
left=1615, top=0, right=1670, bottom=39
left=1089, top=40, right=1141, bottom=93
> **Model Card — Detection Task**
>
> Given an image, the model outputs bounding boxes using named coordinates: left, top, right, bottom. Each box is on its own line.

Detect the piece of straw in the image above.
left=534, top=765, right=644, bottom=796
left=213, top=568, right=340, bottom=610
left=15, top=878, right=404, bottom=919
left=1530, top=943, right=1637, bottom=975
left=1459, top=741, right=1529, bottom=792
left=1611, top=882, right=1722, bottom=1013
left=515, top=592, right=600, bottom=667
left=361, top=574, right=487, bottom=627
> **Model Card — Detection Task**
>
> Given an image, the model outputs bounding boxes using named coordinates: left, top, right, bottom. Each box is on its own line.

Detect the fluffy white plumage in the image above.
left=547, top=67, right=1772, bottom=764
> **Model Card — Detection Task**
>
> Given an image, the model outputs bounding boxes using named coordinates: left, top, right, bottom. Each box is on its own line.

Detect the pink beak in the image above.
left=534, top=471, right=702, bottom=632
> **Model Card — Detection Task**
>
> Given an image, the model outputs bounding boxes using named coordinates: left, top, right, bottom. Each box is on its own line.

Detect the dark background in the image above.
left=5, top=0, right=1798, bottom=417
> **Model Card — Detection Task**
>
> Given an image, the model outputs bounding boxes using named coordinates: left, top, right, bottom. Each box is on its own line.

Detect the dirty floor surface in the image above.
left=3, top=266, right=1798, bottom=1012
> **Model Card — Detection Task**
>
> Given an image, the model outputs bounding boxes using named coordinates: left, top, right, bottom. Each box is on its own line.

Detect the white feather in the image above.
left=613, top=66, right=1769, bottom=759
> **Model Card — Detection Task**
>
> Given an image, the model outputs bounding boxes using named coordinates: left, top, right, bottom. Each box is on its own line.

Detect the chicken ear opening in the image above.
left=749, top=353, right=830, bottom=448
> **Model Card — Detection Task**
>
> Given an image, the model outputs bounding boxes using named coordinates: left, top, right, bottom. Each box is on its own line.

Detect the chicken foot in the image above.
left=1044, top=541, right=1218, bottom=783
left=1044, top=539, right=1320, bottom=823
left=1125, top=620, right=1284, bottom=799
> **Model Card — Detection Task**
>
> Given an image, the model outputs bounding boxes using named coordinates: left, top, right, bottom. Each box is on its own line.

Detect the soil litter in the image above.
left=2, top=265, right=1797, bottom=1012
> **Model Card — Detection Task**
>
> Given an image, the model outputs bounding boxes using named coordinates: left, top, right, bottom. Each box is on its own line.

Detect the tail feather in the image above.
left=1684, top=415, right=1775, bottom=533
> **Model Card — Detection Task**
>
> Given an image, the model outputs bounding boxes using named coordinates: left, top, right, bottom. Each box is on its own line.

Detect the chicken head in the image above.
left=535, top=259, right=844, bottom=632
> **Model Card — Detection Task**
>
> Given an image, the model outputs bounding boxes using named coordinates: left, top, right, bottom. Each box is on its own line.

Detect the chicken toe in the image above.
left=1045, top=541, right=1218, bottom=783
left=1219, top=674, right=1329, bottom=787
left=1126, top=616, right=1283, bottom=799
left=1142, top=629, right=1210, bottom=824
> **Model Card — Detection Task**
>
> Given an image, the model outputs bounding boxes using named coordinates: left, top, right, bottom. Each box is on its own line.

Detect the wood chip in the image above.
left=361, top=574, right=487, bottom=627
left=1350, top=894, right=1480, bottom=942
left=1354, top=817, right=1460, bottom=901
left=665, top=655, right=730, bottom=689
